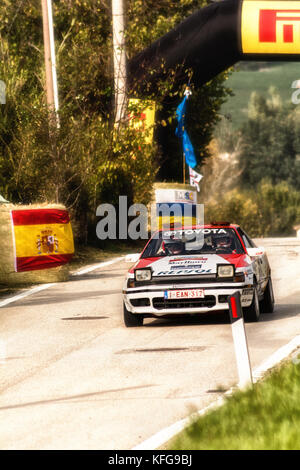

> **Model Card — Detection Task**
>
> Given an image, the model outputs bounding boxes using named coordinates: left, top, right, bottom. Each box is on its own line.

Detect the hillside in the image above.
left=221, top=61, right=300, bottom=128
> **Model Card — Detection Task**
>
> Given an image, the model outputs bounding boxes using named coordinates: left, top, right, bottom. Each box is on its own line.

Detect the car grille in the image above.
left=152, top=295, right=216, bottom=310
left=130, top=298, right=150, bottom=307
left=134, top=275, right=219, bottom=287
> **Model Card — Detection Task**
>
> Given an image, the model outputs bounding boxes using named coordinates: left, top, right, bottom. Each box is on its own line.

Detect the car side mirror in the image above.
left=247, top=247, right=265, bottom=257
left=125, top=253, right=140, bottom=263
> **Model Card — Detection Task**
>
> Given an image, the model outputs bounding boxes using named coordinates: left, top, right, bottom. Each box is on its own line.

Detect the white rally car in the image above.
left=123, top=223, right=275, bottom=326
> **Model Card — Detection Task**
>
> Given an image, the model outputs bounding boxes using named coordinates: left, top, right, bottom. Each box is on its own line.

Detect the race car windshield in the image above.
left=141, top=228, right=244, bottom=258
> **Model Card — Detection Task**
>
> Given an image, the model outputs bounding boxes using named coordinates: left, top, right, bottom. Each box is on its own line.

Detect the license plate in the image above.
left=164, top=289, right=205, bottom=300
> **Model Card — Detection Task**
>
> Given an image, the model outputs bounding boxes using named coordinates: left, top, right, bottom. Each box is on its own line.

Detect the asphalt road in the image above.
left=0, top=238, right=300, bottom=450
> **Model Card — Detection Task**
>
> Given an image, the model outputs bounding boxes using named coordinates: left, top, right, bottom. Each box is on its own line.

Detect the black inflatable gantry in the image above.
left=129, top=0, right=300, bottom=93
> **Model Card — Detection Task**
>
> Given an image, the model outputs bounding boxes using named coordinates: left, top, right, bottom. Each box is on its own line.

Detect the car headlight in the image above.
left=217, top=264, right=234, bottom=278
left=134, top=269, right=152, bottom=282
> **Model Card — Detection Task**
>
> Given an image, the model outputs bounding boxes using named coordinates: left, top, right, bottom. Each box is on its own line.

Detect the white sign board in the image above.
left=155, top=189, right=197, bottom=205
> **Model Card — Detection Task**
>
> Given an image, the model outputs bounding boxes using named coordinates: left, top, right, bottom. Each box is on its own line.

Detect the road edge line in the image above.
left=132, top=335, right=300, bottom=450
left=0, top=283, right=57, bottom=308
left=252, top=335, right=300, bottom=381
left=71, top=256, right=125, bottom=276
left=132, top=396, right=226, bottom=451
left=0, top=256, right=125, bottom=308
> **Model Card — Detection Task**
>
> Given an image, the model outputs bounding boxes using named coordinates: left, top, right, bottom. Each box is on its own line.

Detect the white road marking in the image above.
left=0, top=283, right=56, bottom=308
left=0, top=257, right=124, bottom=308
left=132, top=397, right=227, bottom=451
left=1, top=245, right=300, bottom=449
left=132, top=335, right=300, bottom=450
left=72, top=257, right=124, bottom=276
left=252, top=335, right=300, bottom=381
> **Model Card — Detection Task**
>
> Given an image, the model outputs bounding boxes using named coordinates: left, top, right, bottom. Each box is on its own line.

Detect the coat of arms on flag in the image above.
left=189, top=167, right=203, bottom=192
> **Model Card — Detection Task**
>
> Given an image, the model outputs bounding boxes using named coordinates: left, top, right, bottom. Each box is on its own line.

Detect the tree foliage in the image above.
left=126, top=0, right=233, bottom=180
left=0, top=0, right=232, bottom=241
left=238, top=88, right=300, bottom=190
left=205, top=179, right=300, bottom=237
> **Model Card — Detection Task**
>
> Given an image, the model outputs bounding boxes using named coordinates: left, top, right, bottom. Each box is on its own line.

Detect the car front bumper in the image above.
left=123, top=283, right=254, bottom=316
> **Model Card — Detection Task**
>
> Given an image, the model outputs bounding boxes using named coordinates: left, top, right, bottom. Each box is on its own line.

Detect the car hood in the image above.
left=131, top=253, right=251, bottom=277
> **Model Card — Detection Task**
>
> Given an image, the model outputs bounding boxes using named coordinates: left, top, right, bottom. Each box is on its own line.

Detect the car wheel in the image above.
left=259, top=278, right=275, bottom=314
left=243, top=286, right=260, bottom=322
left=123, top=303, right=144, bottom=327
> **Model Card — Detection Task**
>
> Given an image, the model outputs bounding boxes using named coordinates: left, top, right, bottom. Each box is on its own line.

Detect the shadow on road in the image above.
left=61, top=316, right=109, bottom=321
left=143, top=312, right=230, bottom=328
left=4, top=289, right=121, bottom=308
left=142, top=303, right=300, bottom=328
left=0, top=384, right=157, bottom=411
left=261, top=303, right=300, bottom=322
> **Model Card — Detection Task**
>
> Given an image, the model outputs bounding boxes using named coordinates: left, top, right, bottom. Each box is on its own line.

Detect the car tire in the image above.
left=243, top=286, right=260, bottom=322
left=259, top=278, right=275, bottom=314
left=123, top=303, right=144, bottom=327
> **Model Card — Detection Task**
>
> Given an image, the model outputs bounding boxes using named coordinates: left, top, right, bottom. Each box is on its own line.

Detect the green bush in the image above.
left=170, top=359, right=300, bottom=450
left=204, top=180, right=300, bottom=237
left=0, top=0, right=232, bottom=243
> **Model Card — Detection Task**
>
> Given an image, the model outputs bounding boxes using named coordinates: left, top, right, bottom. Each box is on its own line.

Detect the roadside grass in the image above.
left=69, top=239, right=145, bottom=272
left=222, top=61, right=300, bottom=128
left=168, top=357, right=300, bottom=450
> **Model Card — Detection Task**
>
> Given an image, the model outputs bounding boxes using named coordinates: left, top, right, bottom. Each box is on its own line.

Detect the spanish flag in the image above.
left=11, top=209, right=74, bottom=272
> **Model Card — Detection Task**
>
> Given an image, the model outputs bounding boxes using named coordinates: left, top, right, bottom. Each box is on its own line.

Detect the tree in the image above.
left=238, top=88, right=300, bottom=189
left=205, top=180, right=300, bottom=237
left=126, top=0, right=233, bottom=180
left=0, top=0, right=233, bottom=241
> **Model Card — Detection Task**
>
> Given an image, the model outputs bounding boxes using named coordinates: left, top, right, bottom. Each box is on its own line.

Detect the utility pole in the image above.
left=41, top=0, right=60, bottom=203
left=112, top=0, right=127, bottom=126
left=41, top=0, right=59, bottom=127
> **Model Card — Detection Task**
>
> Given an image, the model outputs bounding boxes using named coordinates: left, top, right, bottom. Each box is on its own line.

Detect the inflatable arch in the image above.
left=129, top=0, right=300, bottom=92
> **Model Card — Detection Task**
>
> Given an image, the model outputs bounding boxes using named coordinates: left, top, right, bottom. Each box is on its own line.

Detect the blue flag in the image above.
left=175, top=95, right=197, bottom=169
left=182, top=131, right=197, bottom=169
left=175, top=96, right=187, bottom=139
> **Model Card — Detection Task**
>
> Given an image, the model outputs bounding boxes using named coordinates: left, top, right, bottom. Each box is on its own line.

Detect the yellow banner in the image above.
left=14, top=223, right=74, bottom=258
left=242, top=1, right=300, bottom=54
left=128, top=99, right=156, bottom=144
left=157, top=215, right=197, bottom=230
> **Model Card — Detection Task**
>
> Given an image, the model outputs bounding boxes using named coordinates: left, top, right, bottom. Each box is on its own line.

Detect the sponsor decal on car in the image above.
left=145, top=253, right=230, bottom=277
left=168, top=257, right=208, bottom=270
left=156, top=269, right=212, bottom=276
left=162, top=228, right=228, bottom=237
left=169, top=257, right=208, bottom=264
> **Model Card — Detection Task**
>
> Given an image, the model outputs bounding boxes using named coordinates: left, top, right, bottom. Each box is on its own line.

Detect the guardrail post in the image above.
left=228, top=291, right=253, bottom=389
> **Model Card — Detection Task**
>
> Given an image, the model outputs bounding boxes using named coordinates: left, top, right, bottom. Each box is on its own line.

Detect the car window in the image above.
left=237, top=228, right=257, bottom=249
left=141, top=228, right=245, bottom=258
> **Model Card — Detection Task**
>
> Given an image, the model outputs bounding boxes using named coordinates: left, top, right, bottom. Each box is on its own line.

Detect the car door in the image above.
left=244, top=230, right=270, bottom=282
left=237, top=228, right=267, bottom=290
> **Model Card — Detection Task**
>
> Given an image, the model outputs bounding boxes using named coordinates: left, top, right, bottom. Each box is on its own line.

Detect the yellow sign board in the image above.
left=242, top=1, right=300, bottom=54
left=128, top=99, right=156, bottom=144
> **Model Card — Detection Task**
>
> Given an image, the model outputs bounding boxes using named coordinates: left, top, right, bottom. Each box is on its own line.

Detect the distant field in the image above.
left=221, top=61, right=300, bottom=128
